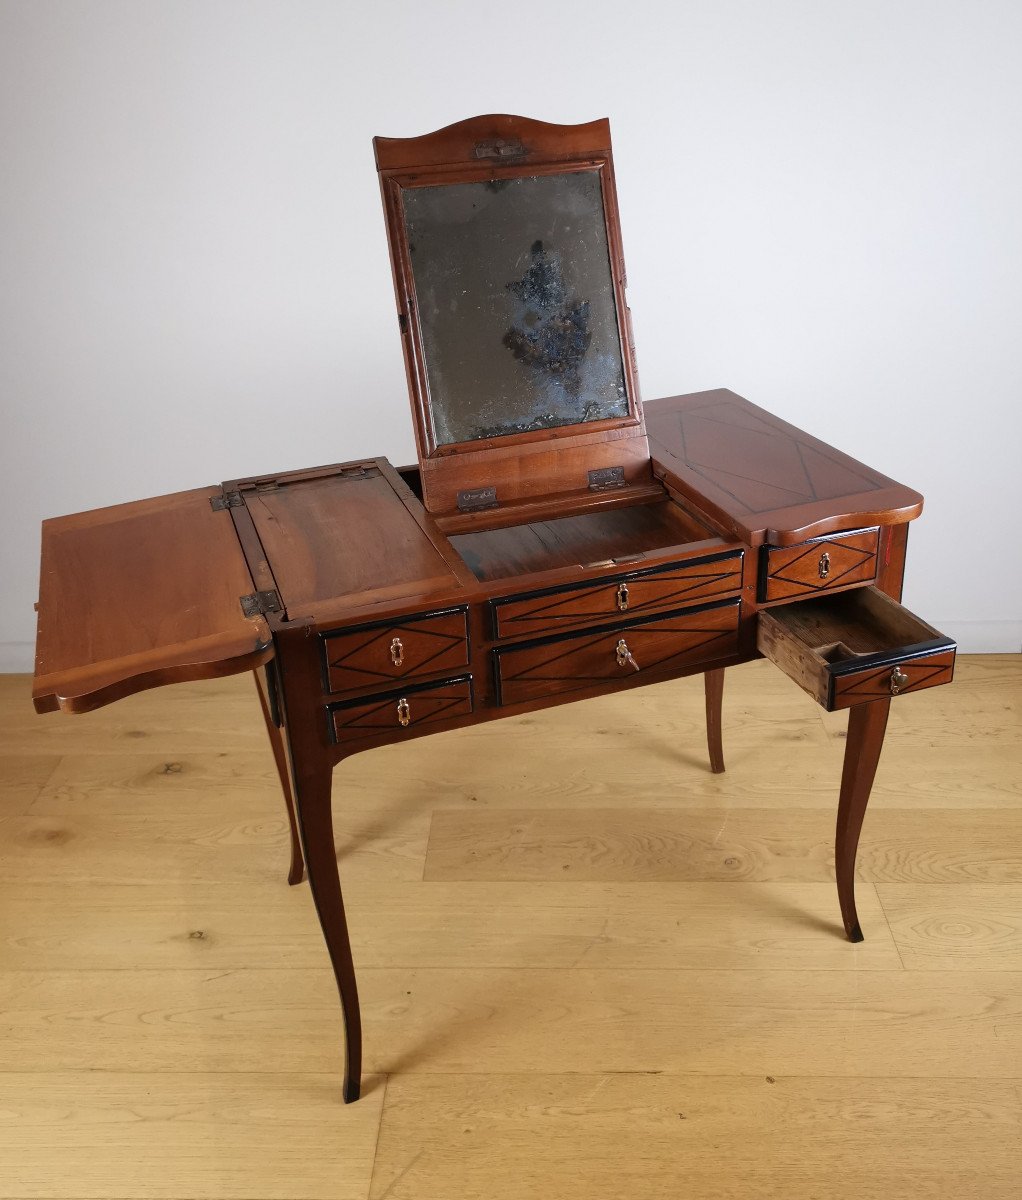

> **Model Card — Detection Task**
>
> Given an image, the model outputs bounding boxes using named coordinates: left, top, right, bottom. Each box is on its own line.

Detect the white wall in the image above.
left=2, top=0, right=1020, bottom=669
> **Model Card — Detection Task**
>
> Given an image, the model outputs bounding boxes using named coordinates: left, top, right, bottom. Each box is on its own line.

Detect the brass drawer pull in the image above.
left=617, top=582, right=629, bottom=611
left=818, top=552, right=830, bottom=579
left=890, top=667, right=909, bottom=695
left=390, top=637, right=404, bottom=667
left=397, top=697, right=411, bottom=726
left=615, top=638, right=640, bottom=671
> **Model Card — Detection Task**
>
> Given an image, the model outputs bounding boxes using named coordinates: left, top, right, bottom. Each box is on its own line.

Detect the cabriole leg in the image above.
left=704, top=668, right=725, bottom=774
left=835, top=699, right=890, bottom=942
left=291, top=758, right=362, bottom=1103
left=253, top=668, right=304, bottom=885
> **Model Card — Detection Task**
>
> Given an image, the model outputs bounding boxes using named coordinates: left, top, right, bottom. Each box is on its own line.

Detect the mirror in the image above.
left=401, top=169, right=629, bottom=448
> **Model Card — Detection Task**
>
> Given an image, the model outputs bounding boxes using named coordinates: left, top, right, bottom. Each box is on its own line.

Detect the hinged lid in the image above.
left=374, top=114, right=654, bottom=526
left=33, top=487, right=274, bottom=714
left=227, top=457, right=473, bottom=621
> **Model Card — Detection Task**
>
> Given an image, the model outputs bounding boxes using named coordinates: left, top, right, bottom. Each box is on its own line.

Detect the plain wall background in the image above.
left=2, top=0, right=1020, bottom=670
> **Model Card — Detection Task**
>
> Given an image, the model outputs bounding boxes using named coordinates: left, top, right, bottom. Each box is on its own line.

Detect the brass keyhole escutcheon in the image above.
left=617, top=582, right=629, bottom=611
left=397, top=698, right=411, bottom=727
left=390, top=637, right=404, bottom=667
left=890, top=667, right=909, bottom=695
left=818, top=552, right=831, bottom=579
left=615, top=638, right=640, bottom=671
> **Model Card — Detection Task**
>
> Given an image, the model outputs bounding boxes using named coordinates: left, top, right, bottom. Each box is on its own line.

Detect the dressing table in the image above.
left=32, top=115, right=955, bottom=1103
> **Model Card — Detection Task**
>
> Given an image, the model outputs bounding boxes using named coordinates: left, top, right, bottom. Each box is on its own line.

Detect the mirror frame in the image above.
left=375, top=115, right=650, bottom=520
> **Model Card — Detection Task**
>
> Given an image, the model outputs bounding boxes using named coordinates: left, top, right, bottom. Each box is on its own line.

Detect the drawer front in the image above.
left=759, top=528, right=879, bottom=603
left=830, top=647, right=956, bottom=711
left=491, top=551, right=744, bottom=639
left=330, top=676, right=473, bottom=742
left=495, top=599, right=741, bottom=707
left=322, top=608, right=468, bottom=694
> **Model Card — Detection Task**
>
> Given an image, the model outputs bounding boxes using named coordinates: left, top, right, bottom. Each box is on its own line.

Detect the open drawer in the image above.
left=758, top=587, right=956, bottom=711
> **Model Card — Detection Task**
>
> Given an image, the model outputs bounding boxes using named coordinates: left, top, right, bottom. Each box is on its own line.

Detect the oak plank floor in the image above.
left=0, top=656, right=1019, bottom=1199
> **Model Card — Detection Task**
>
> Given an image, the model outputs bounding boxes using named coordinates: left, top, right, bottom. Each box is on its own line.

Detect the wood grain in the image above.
left=1, top=967, right=1018, bottom=1079
left=0, top=755, right=59, bottom=814
left=370, top=1074, right=1021, bottom=1200
left=0, top=809, right=431, bottom=885
left=879, top=884, right=1022, bottom=970
left=32, top=488, right=273, bottom=715
left=3, top=657, right=1019, bottom=1197
left=0, top=881, right=900, bottom=973
left=243, top=461, right=467, bottom=617
left=28, top=751, right=285, bottom=815
left=360, top=968, right=1022, bottom=1078
left=646, top=390, right=924, bottom=546
left=424, top=808, right=1022, bottom=883
left=0, top=1071, right=385, bottom=1200
left=760, top=526, right=879, bottom=602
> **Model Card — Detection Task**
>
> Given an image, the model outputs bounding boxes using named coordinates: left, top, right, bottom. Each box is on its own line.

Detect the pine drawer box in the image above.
left=757, top=587, right=956, bottom=711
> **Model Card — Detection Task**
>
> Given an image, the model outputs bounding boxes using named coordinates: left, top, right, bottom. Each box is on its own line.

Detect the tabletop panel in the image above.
left=34, top=487, right=272, bottom=713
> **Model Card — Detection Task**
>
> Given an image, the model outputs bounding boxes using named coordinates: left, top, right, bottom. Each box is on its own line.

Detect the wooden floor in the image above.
left=1, top=657, right=1020, bottom=1198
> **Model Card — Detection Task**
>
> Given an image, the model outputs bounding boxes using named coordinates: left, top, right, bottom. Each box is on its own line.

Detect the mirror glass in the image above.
left=402, top=170, right=629, bottom=448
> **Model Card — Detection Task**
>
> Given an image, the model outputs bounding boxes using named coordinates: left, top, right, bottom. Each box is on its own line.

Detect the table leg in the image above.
left=835, top=699, right=890, bottom=942
left=291, top=758, right=362, bottom=1103
left=253, top=669, right=304, bottom=885
left=704, top=669, right=725, bottom=774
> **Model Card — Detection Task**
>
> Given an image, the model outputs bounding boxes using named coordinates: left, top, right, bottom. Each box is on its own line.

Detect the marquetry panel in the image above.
left=322, top=609, right=468, bottom=694
left=491, top=551, right=743, bottom=639
left=645, top=389, right=923, bottom=546
left=760, top=527, right=879, bottom=603
left=831, top=649, right=957, bottom=710
left=494, top=600, right=740, bottom=706
left=329, top=676, right=473, bottom=743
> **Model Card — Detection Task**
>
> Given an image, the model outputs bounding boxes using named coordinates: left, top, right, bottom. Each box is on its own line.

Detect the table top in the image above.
left=31, top=390, right=925, bottom=716
left=646, top=390, right=922, bottom=546
left=33, top=487, right=273, bottom=714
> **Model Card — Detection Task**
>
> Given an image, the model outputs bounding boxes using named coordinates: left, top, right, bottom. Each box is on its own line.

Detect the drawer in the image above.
left=321, top=608, right=468, bottom=695
left=757, top=587, right=955, bottom=711
left=329, top=675, right=473, bottom=742
left=491, top=550, right=744, bottom=639
left=759, top=527, right=879, bottom=603
left=495, top=598, right=741, bottom=706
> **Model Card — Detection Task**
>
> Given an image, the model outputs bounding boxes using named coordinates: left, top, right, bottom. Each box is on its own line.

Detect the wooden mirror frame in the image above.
left=374, top=114, right=656, bottom=530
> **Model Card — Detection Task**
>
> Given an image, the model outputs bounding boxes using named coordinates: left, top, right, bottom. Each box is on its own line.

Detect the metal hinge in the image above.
left=588, top=466, right=626, bottom=492
left=240, top=590, right=282, bottom=618
left=457, top=485, right=498, bottom=513
left=210, top=490, right=244, bottom=511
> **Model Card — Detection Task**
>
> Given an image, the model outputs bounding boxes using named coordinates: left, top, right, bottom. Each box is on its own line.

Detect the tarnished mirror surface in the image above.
left=402, top=170, right=629, bottom=448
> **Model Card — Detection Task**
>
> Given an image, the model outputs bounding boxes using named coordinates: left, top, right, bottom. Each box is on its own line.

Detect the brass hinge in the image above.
left=457, top=485, right=498, bottom=513
left=210, top=490, right=243, bottom=511
left=240, top=590, right=282, bottom=618
left=588, top=466, right=626, bottom=492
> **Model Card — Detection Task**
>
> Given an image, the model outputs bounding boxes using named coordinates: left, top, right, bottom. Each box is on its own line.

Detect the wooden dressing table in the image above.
left=32, top=116, right=955, bottom=1104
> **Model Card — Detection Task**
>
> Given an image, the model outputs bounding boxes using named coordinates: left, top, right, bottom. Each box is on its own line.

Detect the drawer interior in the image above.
left=758, top=586, right=955, bottom=710
left=761, top=587, right=945, bottom=664
left=449, top=498, right=715, bottom=582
